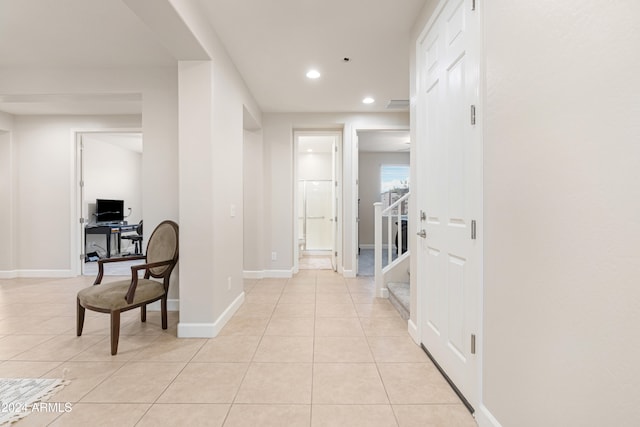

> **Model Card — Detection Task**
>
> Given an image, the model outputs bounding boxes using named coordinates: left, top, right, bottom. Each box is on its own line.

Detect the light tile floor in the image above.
left=0, top=271, right=477, bottom=426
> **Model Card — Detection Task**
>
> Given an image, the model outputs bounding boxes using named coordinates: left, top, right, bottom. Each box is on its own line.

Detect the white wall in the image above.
left=262, top=112, right=409, bottom=276
left=358, top=152, right=409, bottom=246
left=411, top=1, right=640, bottom=426
left=482, top=1, right=640, bottom=425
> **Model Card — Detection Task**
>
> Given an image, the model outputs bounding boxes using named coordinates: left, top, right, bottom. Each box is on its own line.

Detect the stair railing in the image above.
left=374, top=192, right=410, bottom=298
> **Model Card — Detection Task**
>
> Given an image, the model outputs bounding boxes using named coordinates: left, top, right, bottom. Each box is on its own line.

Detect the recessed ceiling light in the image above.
left=362, top=97, right=375, bottom=104
left=307, top=148, right=313, bottom=152
left=306, top=69, right=321, bottom=79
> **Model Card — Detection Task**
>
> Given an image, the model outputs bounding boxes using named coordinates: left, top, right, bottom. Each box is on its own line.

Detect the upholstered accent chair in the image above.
left=77, top=220, right=179, bottom=355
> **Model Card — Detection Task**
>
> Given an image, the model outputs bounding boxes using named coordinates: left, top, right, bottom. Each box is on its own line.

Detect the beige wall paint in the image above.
left=482, top=1, right=640, bottom=425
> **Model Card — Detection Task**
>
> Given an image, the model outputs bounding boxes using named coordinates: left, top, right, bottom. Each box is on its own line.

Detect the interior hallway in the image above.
left=0, top=271, right=475, bottom=426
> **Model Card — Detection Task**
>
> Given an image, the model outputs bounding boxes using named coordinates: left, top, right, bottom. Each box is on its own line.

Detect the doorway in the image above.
left=294, top=131, right=340, bottom=271
left=356, top=129, right=410, bottom=276
left=76, top=131, right=143, bottom=275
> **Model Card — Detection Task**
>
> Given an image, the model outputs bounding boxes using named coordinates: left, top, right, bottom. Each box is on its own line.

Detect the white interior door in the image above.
left=417, top=0, right=481, bottom=409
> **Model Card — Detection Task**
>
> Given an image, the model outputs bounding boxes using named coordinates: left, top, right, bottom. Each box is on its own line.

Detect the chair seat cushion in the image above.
left=78, top=279, right=165, bottom=311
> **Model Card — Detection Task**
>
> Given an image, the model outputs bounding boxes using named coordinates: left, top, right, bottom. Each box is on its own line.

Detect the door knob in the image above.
left=417, top=230, right=427, bottom=238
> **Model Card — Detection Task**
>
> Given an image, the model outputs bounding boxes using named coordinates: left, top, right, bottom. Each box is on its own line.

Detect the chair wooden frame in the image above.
left=77, top=220, right=179, bottom=355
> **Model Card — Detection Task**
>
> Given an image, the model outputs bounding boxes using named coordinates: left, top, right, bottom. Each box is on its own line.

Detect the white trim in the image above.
left=342, top=269, right=356, bottom=278
left=358, top=244, right=375, bottom=250
left=0, top=271, right=18, bottom=279
left=72, top=127, right=143, bottom=277
left=177, top=291, right=245, bottom=338
left=243, top=269, right=295, bottom=279
left=301, top=250, right=332, bottom=256
left=408, top=319, right=419, bottom=344
left=0, top=269, right=75, bottom=278
left=293, top=130, right=343, bottom=274
left=475, top=405, right=503, bottom=427
left=146, top=299, right=180, bottom=312
left=378, top=287, right=389, bottom=298
left=264, top=269, right=294, bottom=278
left=243, top=270, right=265, bottom=279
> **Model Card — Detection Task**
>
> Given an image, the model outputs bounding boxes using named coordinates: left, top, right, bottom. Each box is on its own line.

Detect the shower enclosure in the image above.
left=298, top=180, right=333, bottom=251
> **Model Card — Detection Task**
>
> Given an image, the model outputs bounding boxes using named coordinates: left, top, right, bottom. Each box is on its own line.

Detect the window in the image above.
left=380, top=164, right=410, bottom=193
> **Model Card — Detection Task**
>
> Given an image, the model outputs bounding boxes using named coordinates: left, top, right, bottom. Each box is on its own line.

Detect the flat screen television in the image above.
left=95, top=199, right=124, bottom=223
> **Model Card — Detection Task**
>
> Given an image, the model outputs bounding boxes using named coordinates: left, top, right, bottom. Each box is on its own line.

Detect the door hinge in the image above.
left=79, top=180, right=84, bottom=188
left=335, top=251, right=338, bottom=257
left=470, top=105, right=476, bottom=125
left=79, top=217, right=85, bottom=224
left=471, top=334, right=476, bottom=354
left=471, top=220, right=477, bottom=240
left=471, top=0, right=476, bottom=11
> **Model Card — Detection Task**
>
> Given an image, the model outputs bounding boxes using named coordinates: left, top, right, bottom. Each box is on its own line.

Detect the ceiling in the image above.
left=0, top=0, right=426, bottom=114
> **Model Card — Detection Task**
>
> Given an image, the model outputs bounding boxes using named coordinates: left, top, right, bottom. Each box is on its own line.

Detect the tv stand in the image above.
left=85, top=223, right=136, bottom=258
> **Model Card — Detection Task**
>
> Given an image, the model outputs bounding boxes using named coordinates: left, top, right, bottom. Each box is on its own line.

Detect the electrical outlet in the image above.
left=271, top=251, right=277, bottom=261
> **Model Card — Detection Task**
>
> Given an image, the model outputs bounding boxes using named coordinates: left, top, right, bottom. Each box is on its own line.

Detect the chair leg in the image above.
left=110, top=311, right=121, bottom=355
left=161, top=296, right=168, bottom=330
left=76, top=298, right=85, bottom=337
left=141, top=305, right=146, bottom=322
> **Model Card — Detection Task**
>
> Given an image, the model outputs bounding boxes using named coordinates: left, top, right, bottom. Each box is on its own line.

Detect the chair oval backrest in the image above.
left=145, top=220, right=179, bottom=276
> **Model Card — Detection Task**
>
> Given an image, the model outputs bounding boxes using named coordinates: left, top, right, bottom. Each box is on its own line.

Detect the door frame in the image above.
left=293, top=130, right=342, bottom=273
left=72, top=128, right=142, bottom=276
left=413, top=0, right=484, bottom=413
left=351, top=125, right=410, bottom=277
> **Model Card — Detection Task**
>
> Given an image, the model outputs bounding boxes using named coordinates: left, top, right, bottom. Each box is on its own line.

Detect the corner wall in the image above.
left=170, top=0, right=263, bottom=337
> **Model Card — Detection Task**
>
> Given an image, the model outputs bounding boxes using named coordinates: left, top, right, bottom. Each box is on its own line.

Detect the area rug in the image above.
left=0, top=378, right=68, bottom=425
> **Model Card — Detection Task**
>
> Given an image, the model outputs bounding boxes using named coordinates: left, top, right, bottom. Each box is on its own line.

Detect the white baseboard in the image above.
left=177, top=291, right=245, bottom=338
left=0, top=269, right=75, bottom=279
left=0, top=270, right=18, bottom=279
left=243, top=270, right=265, bottom=279
left=264, top=269, right=293, bottom=278
left=342, top=269, right=356, bottom=278
left=359, top=244, right=375, bottom=250
left=377, top=287, right=389, bottom=298
left=475, top=404, right=503, bottom=427
left=408, top=318, right=419, bottom=344
left=243, top=269, right=294, bottom=279
left=147, top=299, right=179, bottom=312
left=302, top=250, right=332, bottom=256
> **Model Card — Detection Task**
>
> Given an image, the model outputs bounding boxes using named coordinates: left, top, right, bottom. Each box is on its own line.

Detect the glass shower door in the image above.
left=301, top=180, right=332, bottom=251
